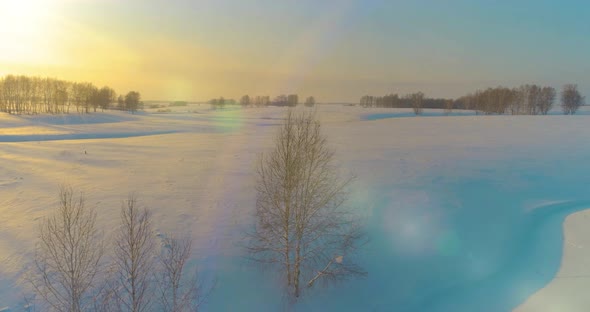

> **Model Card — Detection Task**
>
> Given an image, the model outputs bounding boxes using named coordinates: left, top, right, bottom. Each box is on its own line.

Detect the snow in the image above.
left=1, top=104, right=590, bottom=311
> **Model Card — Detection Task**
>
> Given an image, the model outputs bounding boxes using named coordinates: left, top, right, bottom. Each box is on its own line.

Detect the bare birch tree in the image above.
left=539, top=86, right=556, bottom=115
left=561, top=84, right=584, bottom=115
left=29, top=185, right=104, bottom=312
left=444, top=99, right=453, bottom=115
left=240, top=95, right=250, bottom=107
left=156, top=235, right=213, bottom=312
left=304, top=96, right=316, bottom=107
left=112, top=195, right=156, bottom=312
left=409, top=92, right=424, bottom=115
left=247, top=110, right=366, bottom=300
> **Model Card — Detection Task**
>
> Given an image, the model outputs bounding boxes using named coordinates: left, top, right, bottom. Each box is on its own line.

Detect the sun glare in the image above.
left=0, top=0, right=58, bottom=64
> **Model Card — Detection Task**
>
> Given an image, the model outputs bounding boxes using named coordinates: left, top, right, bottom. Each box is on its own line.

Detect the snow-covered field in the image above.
left=1, top=104, right=590, bottom=311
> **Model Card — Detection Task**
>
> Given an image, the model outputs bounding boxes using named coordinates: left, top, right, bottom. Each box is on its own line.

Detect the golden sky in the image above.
left=2, top=0, right=589, bottom=102
left=0, top=0, right=363, bottom=102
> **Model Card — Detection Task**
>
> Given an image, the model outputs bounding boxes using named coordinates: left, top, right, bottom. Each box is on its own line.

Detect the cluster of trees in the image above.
left=28, top=186, right=212, bottom=312
left=0, top=75, right=142, bottom=114
left=360, top=92, right=428, bottom=114
left=25, top=110, right=365, bottom=310
left=238, top=95, right=271, bottom=108
left=457, top=84, right=585, bottom=115
left=360, top=92, right=441, bottom=113
left=457, top=85, right=557, bottom=115
left=248, top=95, right=271, bottom=107
left=120, top=91, right=142, bottom=114
left=212, top=94, right=317, bottom=109
left=268, top=94, right=299, bottom=107
left=209, top=97, right=236, bottom=109
left=360, top=84, right=585, bottom=115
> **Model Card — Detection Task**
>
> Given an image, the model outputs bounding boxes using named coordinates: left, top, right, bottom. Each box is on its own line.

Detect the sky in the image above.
left=1, top=0, right=590, bottom=102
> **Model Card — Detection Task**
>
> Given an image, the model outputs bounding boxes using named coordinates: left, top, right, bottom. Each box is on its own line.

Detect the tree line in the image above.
left=456, top=84, right=584, bottom=115
left=0, top=75, right=142, bottom=114
left=209, top=94, right=316, bottom=109
left=360, top=84, right=585, bottom=115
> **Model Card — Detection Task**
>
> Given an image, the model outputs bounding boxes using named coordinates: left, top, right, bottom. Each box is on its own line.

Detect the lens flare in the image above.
left=436, top=230, right=461, bottom=256
left=214, top=109, right=243, bottom=133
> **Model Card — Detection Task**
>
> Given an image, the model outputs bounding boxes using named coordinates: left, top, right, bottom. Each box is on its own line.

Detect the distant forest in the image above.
left=0, top=75, right=142, bottom=114
left=0, top=74, right=585, bottom=116
left=210, top=84, right=584, bottom=116
left=209, top=94, right=316, bottom=108
left=360, top=84, right=585, bottom=115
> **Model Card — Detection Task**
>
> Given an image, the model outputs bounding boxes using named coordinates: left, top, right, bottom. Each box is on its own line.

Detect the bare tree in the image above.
left=409, top=92, right=424, bottom=115
left=561, top=84, right=584, bottom=115
left=287, top=94, right=299, bottom=107
left=539, top=86, right=556, bottom=115
left=29, top=185, right=104, bottom=312
left=113, top=195, right=156, bottom=312
left=240, top=95, right=250, bottom=107
left=156, top=235, right=213, bottom=312
left=125, top=91, right=142, bottom=114
left=247, top=110, right=366, bottom=300
left=444, top=99, right=453, bottom=115
left=304, top=96, right=316, bottom=107
left=98, top=86, right=116, bottom=111
left=117, top=95, right=125, bottom=110
left=252, top=96, right=261, bottom=107
left=521, top=84, right=541, bottom=115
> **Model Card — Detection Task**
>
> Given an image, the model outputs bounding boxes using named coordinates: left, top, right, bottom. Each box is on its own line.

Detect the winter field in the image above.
left=1, top=104, right=590, bottom=311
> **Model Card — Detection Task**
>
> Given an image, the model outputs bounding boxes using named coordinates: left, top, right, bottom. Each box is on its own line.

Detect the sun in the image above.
left=0, top=0, right=55, bottom=33
left=0, top=0, right=59, bottom=64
